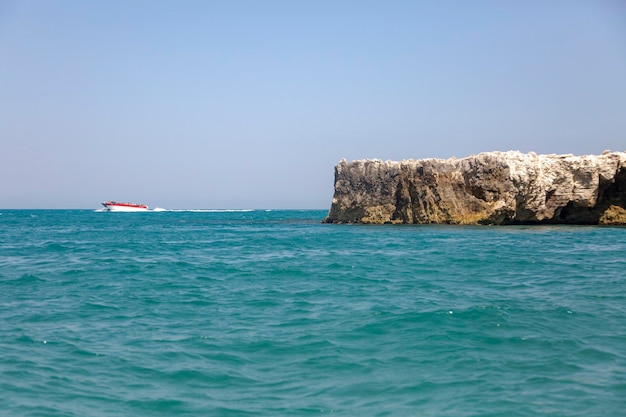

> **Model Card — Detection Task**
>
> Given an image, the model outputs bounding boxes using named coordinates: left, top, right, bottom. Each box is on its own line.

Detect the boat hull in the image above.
left=102, top=202, right=149, bottom=212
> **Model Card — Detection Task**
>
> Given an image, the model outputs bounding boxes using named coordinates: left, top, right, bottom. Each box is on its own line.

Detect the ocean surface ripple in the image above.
left=1, top=210, right=625, bottom=416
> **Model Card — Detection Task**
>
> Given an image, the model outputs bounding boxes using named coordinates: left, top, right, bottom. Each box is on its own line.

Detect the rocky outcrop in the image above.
left=323, top=151, right=626, bottom=225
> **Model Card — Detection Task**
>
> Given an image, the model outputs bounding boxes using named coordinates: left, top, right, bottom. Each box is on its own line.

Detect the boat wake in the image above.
left=153, top=208, right=255, bottom=213
left=95, top=207, right=255, bottom=213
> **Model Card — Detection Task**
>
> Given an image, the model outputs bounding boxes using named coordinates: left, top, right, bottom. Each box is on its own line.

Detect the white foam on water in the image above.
left=96, top=207, right=255, bottom=213
left=150, top=208, right=255, bottom=213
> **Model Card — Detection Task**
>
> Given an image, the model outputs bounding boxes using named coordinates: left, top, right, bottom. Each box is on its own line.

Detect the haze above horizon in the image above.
left=1, top=1, right=625, bottom=209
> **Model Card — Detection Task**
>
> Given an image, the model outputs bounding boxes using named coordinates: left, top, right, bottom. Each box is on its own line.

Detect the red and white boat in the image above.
left=102, top=201, right=149, bottom=212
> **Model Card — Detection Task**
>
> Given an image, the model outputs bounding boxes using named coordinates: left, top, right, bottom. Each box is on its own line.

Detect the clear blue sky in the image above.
left=1, top=0, right=625, bottom=209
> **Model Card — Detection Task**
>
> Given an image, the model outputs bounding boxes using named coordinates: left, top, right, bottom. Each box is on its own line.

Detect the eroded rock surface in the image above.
left=324, top=151, right=626, bottom=225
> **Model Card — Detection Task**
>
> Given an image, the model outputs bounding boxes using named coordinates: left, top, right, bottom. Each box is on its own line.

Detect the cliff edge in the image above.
left=323, top=151, right=626, bottom=225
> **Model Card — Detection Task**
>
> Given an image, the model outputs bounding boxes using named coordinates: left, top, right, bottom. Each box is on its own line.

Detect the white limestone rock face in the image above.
left=324, top=151, right=626, bottom=225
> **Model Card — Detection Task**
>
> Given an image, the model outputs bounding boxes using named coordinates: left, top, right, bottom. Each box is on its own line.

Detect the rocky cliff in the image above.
left=324, top=151, right=626, bottom=225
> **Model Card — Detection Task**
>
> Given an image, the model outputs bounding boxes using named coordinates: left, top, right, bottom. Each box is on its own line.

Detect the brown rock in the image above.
left=323, top=151, right=626, bottom=225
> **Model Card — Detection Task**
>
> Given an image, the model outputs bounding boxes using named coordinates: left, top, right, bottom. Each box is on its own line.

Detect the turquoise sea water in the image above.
left=1, top=209, right=625, bottom=416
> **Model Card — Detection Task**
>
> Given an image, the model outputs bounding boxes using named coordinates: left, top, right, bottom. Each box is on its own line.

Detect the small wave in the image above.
left=7, top=274, right=45, bottom=284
